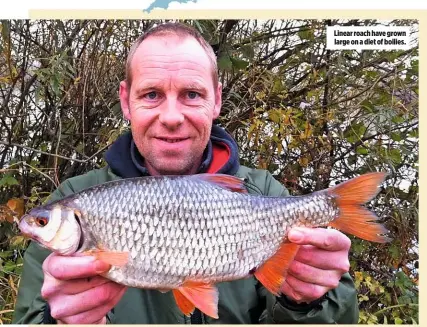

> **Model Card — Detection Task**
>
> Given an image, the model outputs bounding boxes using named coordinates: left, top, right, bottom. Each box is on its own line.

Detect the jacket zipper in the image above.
left=191, top=309, right=203, bottom=324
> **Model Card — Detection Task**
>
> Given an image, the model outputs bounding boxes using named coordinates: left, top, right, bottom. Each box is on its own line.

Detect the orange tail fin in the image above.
left=327, top=172, right=392, bottom=243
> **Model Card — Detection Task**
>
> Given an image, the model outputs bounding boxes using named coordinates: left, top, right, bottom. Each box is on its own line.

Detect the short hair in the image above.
left=125, top=22, right=218, bottom=88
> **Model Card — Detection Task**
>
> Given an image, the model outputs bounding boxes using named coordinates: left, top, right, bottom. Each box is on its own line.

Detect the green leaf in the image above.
left=268, top=110, right=281, bottom=124
left=51, top=75, right=60, bottom=96
left=0, top=20, right=10, bottom=44
left=359, top=294, right=369, bottom=302
left=2, top=260, right=18, bottom=274
left=344, top=122, right=366, bottom=143
left=230, top=56, right=249, bottom=70
left=392, top=115, right=405, bottom=124
left=390, top=132, right=403, bottom=142
left=409, top=129, right=418, bottom=138
left=272, top=79, right=284, bottom=93
left=217, top=54, right=232, bottom=71
left=0, top=250, right=13, bottom=259
left=356, top=147, right=369, bottom=155
left=409, top=59, right=419, bottom=75
left=298, top=28, right=314, bottom=40
left=389, top=149, right=402, bottom=164
left=360, top=99, right=375, bottom=113
left=240, top=44, right=255, bottom=60
left=394, top=317, right=403, bottom=324
left=388, top=243, right=400, bottom=259
left=365, top=70, right=379, bottom=80
left=0, top=175, right=19, bottom=187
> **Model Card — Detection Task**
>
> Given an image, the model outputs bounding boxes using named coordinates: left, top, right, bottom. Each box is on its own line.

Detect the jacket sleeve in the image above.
left=248, top=169, right=359, bottom=324
left=12, top=180, right=80, bottom=324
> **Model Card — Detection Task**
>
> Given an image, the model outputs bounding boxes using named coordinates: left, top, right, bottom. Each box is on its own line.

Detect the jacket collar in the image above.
left=105, top=125, right=240, bottom=178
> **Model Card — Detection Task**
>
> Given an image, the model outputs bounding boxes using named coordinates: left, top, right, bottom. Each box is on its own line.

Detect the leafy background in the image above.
left=0, top=19, right=418, bottom=324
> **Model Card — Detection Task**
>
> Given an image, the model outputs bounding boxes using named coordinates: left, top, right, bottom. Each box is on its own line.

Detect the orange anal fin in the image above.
left=192, top=174, right=248, bottom=193
left=173, top=289, right=195, bottom=316
left=329, top=206, right=391, bottom=243
left=84, top=250, right=129, bottom=267
left=175, top=282, right=219, bottom=319
left=254, top=242, right=300, bottom=296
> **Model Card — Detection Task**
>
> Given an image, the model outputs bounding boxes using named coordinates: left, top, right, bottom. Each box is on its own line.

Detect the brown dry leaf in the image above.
left=9, top=275, right=18, bottom=300
left=0, top=205, right=14, bottom=223
left=7, top=198, right=25, bottom=217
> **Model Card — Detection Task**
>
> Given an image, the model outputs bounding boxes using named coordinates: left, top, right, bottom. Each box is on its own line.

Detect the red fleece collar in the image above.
left=206, top=142, right=231, bottom=174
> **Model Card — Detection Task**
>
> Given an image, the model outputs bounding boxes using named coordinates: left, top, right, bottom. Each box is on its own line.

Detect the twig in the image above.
left=22, top=162, right=58, bottom=187
left=374, top=303, right=418, bottom=316
left=0, top=140, right=107, bottom=166
left=0, top=309, right=14, bottom=314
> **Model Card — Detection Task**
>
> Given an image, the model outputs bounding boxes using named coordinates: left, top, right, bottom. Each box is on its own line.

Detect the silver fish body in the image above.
left=34, top=175, right=338, bottom=288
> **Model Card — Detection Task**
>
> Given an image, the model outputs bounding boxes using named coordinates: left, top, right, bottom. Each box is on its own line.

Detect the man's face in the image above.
left=119, top=35, right=222, bottom=176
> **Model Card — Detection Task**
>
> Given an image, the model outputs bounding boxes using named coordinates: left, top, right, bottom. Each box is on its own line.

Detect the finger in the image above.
left=293, top=245, right=350, bottom=272
left=42, top=275, right=112, bottom=298
left=287, top=227, right=351, bottom=251
left=49, top=282, right=126, bottom=319
left=288, top=260, right=342, bottom=288
left=280, top=280, right=308, bottom=304
left=58, top=286, right=127, bottom=324
left=284, top=274, right=329, bottom=303
left=43, top=253, right=111, bottom=280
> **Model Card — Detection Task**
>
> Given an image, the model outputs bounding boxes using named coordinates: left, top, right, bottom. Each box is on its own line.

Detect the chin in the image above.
left=155, top=162, right=195, bottom=176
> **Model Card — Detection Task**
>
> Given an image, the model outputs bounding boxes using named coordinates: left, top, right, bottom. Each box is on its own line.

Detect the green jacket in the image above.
left=13, top=165, right=359, bottom=324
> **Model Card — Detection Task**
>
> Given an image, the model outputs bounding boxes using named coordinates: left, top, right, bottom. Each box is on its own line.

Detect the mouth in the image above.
left=156, top=137, right=189, bottom=143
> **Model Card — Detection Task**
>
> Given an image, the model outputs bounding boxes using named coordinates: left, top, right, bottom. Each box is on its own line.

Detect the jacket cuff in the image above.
left=42, top=303, right=57, bottom=324
left=106, top=310, right=115, bottom=324
left=276, top=293, right=327, bottom=312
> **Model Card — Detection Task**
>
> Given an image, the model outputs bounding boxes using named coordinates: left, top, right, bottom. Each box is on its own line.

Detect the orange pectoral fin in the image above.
left=174, top=282, right=219, bottom=319
left=91, top=250, right=129, bottom=267
left=254, top=242, right=300, bottom=296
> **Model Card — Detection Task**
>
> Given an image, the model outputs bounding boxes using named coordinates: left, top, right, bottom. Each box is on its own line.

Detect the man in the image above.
left=13, top=22, right=359, bottom=324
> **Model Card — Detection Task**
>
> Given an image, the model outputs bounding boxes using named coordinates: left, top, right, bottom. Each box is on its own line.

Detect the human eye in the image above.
left=143, top=91, right=159, bottom=100
left=186, top=91, right=201, bottom=100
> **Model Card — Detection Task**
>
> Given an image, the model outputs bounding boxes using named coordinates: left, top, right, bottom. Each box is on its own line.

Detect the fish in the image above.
left=19, top=172, right=391, bottom=319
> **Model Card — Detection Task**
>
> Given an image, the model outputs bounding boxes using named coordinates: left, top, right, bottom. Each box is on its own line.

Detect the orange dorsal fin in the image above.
left=174, top=282, right=219, bottom=319
left=91, top=250, right=129, bottom=267
left=173, top=289, right=196, bottom=316
left=327, top=172, right=391, bottom=243
left=254, top=242, right=300, bottom=296
left=193, top=174, right=248, bottom=193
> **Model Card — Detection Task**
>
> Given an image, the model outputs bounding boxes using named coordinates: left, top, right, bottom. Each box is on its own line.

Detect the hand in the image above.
left=281, top=227, right=351, bottom=304
left=41, top=253, right=127, bottom=324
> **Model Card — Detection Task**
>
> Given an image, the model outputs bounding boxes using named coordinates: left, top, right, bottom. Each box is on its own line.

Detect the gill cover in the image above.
left=20, top=205, right=82, bottom=255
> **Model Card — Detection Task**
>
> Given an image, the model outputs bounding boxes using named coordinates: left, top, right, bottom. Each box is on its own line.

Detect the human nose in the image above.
left=158, top=97, right=184, bottom=129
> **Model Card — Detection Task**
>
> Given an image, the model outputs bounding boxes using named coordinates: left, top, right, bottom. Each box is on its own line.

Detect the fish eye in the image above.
left=35, top=217, right=49, bottom=227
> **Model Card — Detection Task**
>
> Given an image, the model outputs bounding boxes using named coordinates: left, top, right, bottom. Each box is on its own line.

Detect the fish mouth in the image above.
left=18, top=215, right=33, bottom=237
left=18, top=215, right=45, bottom=244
